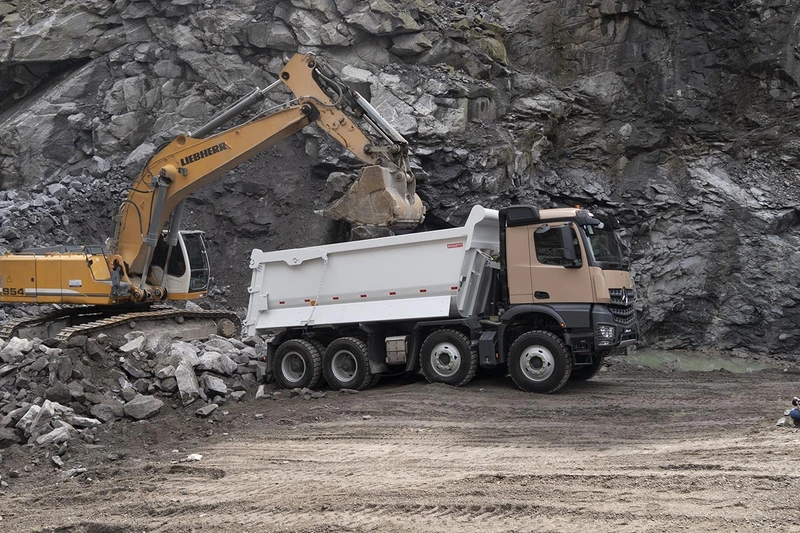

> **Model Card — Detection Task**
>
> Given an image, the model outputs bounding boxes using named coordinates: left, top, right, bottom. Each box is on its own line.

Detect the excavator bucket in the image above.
left=321, top=165, right=425, bottom=229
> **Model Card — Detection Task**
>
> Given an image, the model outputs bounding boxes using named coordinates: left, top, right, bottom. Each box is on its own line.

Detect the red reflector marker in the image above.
left=279, top=301, right=285, bottom=305
left=304, top=299, right=310, bottom=302
left=451, top=286, right=458, bottom=290
left=332, top=296, right=339, bottom=300
left=389, top=291, right=396, bottom=296
left=360, top=294, right=367, bottom=298
left=419, top=289, right=427, bottom=293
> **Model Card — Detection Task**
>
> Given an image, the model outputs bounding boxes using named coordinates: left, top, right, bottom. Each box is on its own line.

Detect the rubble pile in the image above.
left=0, top=332, right=267, bottom=449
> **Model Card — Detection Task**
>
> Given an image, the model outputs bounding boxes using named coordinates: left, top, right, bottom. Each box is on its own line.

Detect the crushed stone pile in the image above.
left=0, top=332, right=267, bottom=450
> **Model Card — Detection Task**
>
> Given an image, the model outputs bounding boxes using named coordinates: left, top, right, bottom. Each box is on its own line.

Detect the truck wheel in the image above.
left=323, top=337, right=373, bottom=391
left=508, top=331, right=572, bottom=393
left=420, top=329, right=478, bottom=387
left=570, top=353, right=605, bottom=381
left=273, top=339, right=323, bottom=390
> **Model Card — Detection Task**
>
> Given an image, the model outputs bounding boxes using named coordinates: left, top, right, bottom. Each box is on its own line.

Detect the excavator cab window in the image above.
left=152, top=237, right=186, bottom=277
left=181, top=232, right=210, bottom=292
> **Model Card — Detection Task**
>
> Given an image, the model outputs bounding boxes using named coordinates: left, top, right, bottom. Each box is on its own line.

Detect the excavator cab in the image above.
left=150, top=230, right=210, bottom=298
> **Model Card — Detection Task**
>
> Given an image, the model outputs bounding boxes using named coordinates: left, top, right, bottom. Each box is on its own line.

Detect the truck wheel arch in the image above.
left=499, top=305, right=567, bottom=361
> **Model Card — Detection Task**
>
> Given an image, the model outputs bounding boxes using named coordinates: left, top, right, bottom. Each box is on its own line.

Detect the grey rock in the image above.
left=35, top=425, right=73, bottom=446
left=121, top=387, right=137, bottom=402
left=90, top=403, right=119, bottom=423
left=255, top=384, right=267, bottom=400
left=121, top=358, right=150, bottom=379
left=123, top=394, right=164, bottom=420
left=14, top=405, right=40, bottom=434
left=230, top=391, right=246, bottom=402
left=68, top=382, right=85, bottom=402
left=84, top=339, right=105, bottom=360
left=45, top=382, right=72, bottom=405
left=196, top=352, right=237, bottom=376
left=202, top=374, right=227, bottom=397
left=170, top=342, right=199, bottom=366
left=195, top=403, right=218, bottom=417
left=28, top=400, right=55, bottom=439
left=203, top=337, right=237, bottom=354
left=69, top=416, right=102, bottom=429
left=175, top=361, right=200, bottom=405
left=0, top=427, right=20, bottom=448
left=1, top=338, right=32, bottom=363
left=157, top=377, right=178, bottom=393
left=156, top=365, right=175, bottom=379
left=119, top=336, right=145, bottom=354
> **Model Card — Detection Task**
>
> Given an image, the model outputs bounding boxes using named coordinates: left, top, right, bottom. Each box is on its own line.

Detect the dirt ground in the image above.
left=2, top=360, right=800, bottom=533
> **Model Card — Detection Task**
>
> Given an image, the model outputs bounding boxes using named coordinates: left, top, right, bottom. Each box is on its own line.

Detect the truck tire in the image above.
left=273, top=339, right=323, bottom=390
left=323, top=337, right=373, bottom=391
left=570, top=353, right=605, bottom=381
left=420, top=329, right=478, bottom=387
left=508, top=331, right=572, bottom=393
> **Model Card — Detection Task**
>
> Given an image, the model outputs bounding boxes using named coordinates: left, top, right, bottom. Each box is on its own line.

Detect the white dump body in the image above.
left=245, top=205, right=500, bottom=336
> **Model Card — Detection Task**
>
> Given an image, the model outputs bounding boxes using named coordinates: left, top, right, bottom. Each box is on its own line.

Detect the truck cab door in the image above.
left=528, top=223, right=593, bottom=303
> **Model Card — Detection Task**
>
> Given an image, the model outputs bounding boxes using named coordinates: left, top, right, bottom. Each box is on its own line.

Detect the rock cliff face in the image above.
left=0, top=0, right=798, bottom=355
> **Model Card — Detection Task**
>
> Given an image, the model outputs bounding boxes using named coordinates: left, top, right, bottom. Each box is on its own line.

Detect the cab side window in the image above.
left=533, top=226, right=582, bottom=267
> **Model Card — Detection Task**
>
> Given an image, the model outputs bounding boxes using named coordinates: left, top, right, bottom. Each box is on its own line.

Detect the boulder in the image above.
left=0, top=427, right=20, bottom=448
left=119, top=336, right=145, bottom=353
left=123, top=395, right=163, bottom=420
left=45, top=382, right=72, bottom=404
left=202, top=374, right=227, bottom=397
left=1, top=337, right=33, bottom=363
left=196, top=352, right=237, bottom=376
left=175, top=361, right=200, bottom=405
left=35, top=425, right=73, bottom=446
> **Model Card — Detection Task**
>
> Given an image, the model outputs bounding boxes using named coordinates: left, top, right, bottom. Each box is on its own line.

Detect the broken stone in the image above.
left=123, top=395, right=164, bottom=420
left=0, top=427, right=20, bottom=448
left=175, top=361, right=200, bottom=405
left=133, top=378, right=152, bottom=394
left=90, top=403, right=119, bottom=423
left=84, top=339, right=105, bottom=360
left=157, top=377, right=178, bottom=393
left=69, top=416, right=102, bottom=429
left=121, top=358, right=150, bottom=379
left=156, top=365, right=175, bottom=379
left=121, top=387, right=137, bottom=402
left=195, top=403, right=218, bottom=417
left=36, top=425, right=73, bottom=446
left=255, top=384, right=267, bottom=400
left=15, top=405, right=41, bottom=434
left=52, top=455, right=65, bottom=468
left=202, top=374, right=227, bottom=397
left=28, top=400, right=55, bottom=439
left=196, top=351, right=237, bottom=375
left=45, top=382, right=72, bottom=405
left=204, top=337, right=237, bottom=354
left=230, top=391, right=246, bottom=402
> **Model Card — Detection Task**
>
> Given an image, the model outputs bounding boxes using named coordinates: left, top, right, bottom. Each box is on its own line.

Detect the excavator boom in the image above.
left=0, top=53, right=426, bottom=339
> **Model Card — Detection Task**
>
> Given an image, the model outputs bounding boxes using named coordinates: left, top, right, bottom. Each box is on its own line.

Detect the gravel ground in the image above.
left=2, top=362, right=800, bottom=533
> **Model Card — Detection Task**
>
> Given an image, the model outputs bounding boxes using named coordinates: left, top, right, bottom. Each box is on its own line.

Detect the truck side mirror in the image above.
left=557, top=226, right=577, bottom=263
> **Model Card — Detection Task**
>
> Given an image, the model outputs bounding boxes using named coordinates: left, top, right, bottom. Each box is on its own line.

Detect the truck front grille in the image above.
left=609, top=288, right=635, bottom=305
left=608, top=304, right=636, bottom=325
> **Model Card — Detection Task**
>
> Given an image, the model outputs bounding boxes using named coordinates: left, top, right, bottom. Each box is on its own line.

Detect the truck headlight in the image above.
left=596, top=324, right=616, bottom=346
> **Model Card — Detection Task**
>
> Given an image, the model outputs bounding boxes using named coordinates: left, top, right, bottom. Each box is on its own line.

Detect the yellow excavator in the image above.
left=0, top=53, right=425, bottom=340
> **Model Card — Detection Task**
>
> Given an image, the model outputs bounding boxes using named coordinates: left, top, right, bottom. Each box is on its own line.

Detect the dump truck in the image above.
left=245, top=204, right=638, bottom=393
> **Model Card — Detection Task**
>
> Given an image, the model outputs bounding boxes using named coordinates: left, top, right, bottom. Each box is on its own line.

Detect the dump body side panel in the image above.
left=246, top=206, right=500, bottom=336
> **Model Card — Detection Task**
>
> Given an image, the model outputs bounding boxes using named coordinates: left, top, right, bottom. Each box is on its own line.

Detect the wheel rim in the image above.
left=430, top=342, right=461, bottom=377
left=519, top=345, right=555, bottom=382
left=331, top=349, right=358, bottom=383
left=281, top=351, right=306, bottom=383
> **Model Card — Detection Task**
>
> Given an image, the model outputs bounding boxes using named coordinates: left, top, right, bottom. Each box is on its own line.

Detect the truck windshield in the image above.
left=582, top=225, right=627, bottom=270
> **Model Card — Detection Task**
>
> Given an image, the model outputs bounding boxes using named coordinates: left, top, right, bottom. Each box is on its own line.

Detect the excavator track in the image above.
left=0, top=305, right=241, bottom=342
